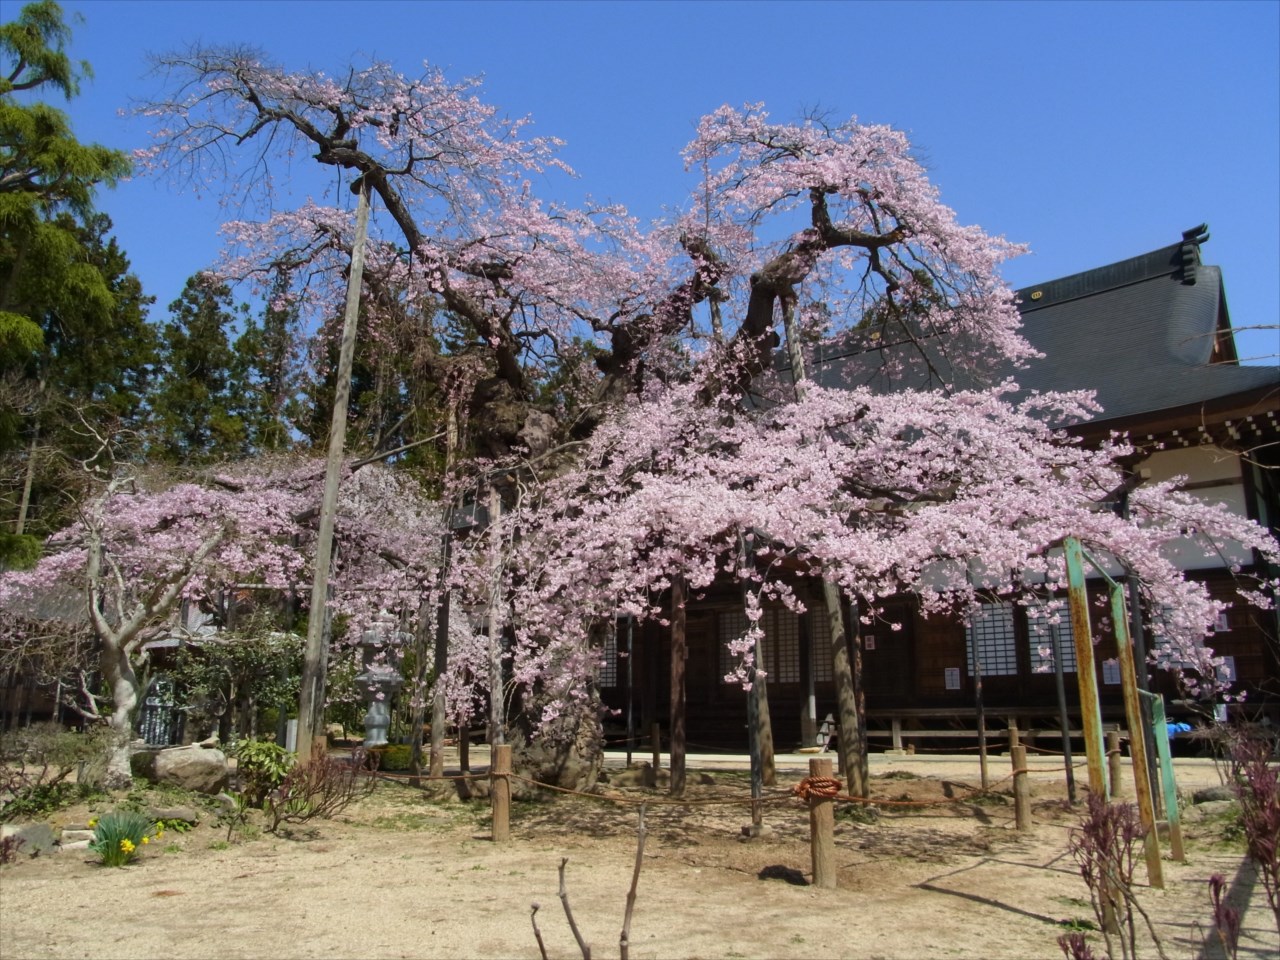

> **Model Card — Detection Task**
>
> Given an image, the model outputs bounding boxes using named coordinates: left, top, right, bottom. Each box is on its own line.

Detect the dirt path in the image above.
left=1, top=754, right=1275, bottom=960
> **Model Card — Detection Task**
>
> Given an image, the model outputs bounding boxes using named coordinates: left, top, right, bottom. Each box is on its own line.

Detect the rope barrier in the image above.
left=792, top=775, right=842, bottom=801
left=506, top=772, right=796, bottom=808
left=374, top=769, right=487, bottom=784
left=381, top=766, right=1031, bottom=812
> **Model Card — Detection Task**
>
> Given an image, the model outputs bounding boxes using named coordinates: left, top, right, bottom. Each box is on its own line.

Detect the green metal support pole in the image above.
left=1144, top=692, right=1185, bottom=862
left=1064, top=537, right=1110, bottom=797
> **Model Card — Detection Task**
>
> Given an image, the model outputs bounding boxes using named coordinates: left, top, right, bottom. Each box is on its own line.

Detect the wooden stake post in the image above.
left=1009, top=723, right=1031, bottom=831
left=808, top=758, right=837, bottom=889
left=491, top=743, right=512, bottom=842
left=1011, top=744, right=1031, bottom=831
left=1107, top=729, right=1123, bottom=796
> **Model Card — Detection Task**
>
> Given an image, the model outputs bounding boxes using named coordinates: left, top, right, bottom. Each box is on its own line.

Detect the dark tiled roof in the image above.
left=1012, top=243, right=1277, bottom=426
left=805, top=236, right=1278, bottom=428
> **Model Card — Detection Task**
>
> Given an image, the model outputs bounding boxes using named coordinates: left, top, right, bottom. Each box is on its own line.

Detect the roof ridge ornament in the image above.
left=1179, top=223, right=1209, bottom=285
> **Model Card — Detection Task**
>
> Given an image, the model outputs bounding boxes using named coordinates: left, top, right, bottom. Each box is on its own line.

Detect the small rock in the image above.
left=698, top=773, right=716, bottom=786
left=609, top=763, right=669, bottom=790
left=58, top=839, right=92, bottom=852
left=212, top=793, right=239, bottom=814
left=1183, top=799, right=1238, bottom=822
left=1192, top=785, right=1236, bottom=804
left=59, top=829, right=95, bottom=844
left=1, top=822, right=57, bottom=857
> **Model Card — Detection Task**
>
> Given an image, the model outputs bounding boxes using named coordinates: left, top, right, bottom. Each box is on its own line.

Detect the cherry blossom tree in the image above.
left=134, top=55, right=1277, bottom=791
left=491, top=379, right=1278, bottom=788
left=0, top=458, right=441, bottom=784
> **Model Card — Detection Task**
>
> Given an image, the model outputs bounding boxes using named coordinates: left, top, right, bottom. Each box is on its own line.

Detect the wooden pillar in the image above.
left=974, top=655, right=989, bottom=790
left=625, top=615, right=635, bottom=767
left=491, top=743, right=512, bottom=842
left=651, top=722, right=661, bottom=772
left=799, top=610, right=816, bottom=748
left=1052, top=627, right=1078, bottom=805
left=669, top=578, right=686, bottom=797
left=808, top=758, right=837, bottom=889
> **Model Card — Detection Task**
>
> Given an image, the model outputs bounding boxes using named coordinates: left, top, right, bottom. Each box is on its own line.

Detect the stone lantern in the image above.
left=353, top=615, right=406, bottom=748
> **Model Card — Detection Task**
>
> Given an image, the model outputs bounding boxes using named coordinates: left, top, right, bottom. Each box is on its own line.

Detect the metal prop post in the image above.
left=1064, top=537, right=1110, bottom=797
left=1091, top=545, right=1164, bottom=887
left=1143, top=691, right=1186, bottom=862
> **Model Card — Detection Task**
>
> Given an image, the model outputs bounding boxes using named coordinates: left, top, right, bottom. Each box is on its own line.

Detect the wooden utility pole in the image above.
left=296, top=178, right=371, bottom=763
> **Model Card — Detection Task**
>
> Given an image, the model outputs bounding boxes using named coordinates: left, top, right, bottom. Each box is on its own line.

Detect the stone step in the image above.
left=58, top=839, right=91, bottom=852
left=60, top=829, right=95, bottom=843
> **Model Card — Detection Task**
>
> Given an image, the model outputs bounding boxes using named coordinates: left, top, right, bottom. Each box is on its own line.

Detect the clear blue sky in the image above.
left=53, top=0, right=1280, bottom=362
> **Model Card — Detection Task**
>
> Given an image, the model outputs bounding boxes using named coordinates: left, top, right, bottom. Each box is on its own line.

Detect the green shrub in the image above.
left=89, top=810, right=158, bottom=867
left=2, top=781, right=102, bottom=821
left=371, top=744, right=412, bottom=771
left=1, top=723, right=114, bottom=822
left=230, top=738, right=295, bottom=806
left=0, top=532, right=41, bottom=569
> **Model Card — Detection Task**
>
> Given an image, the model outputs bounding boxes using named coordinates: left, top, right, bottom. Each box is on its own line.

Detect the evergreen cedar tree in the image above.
left=1, top=37, right=1276, bottom=757
left=0, top=1, right=141, bottom=557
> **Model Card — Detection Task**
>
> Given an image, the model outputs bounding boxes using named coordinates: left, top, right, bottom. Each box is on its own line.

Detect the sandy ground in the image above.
left=1, top=749, right=1276, bottom=960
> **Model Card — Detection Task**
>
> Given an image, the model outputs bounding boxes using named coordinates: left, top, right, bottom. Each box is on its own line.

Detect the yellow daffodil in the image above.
left=141, top=836, right=149, bottom=845
left=88, top=819, right=97, bottom=828
left=119, top=838, right=135, bottom=854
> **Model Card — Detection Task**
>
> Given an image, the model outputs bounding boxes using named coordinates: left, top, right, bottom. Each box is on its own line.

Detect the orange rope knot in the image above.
left=793, top=775, right=843, bottom=801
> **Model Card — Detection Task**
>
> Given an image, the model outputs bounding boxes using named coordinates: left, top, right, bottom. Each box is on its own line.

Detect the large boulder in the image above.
left=146, top=744, right=231, bottom=794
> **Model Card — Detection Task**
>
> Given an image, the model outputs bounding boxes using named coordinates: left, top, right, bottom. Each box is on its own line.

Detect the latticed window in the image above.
left=598, top=625, right=618, bottom=688
left=807, top=607, right=835, bottom=683
left=719, top=606, right=802, bottom=684
left=1025, top=601, right=1078, bottom=674
left=965, top=603, right=1018, bottom=676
